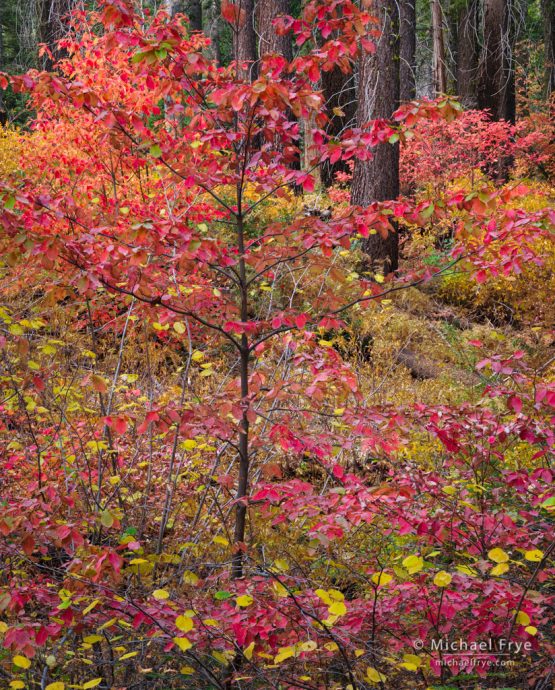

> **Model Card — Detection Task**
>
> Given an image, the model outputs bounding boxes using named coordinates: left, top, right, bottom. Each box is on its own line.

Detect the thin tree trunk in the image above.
left=477, top=0, right=515, bottom=122
left=431, top=0, right=447, bottom=94
left=456, top=0, right=478, bottom=107
left=255, top=0, right=291, bottom=59
left=231, top=209, right=250, bottom=580
left=399, top=0, right=416, bottom=101
left=351, top=0, right=400, bottom=274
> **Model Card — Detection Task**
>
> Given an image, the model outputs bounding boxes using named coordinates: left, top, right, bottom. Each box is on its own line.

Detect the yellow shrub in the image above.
left=0, top=125, right=23, bottom=178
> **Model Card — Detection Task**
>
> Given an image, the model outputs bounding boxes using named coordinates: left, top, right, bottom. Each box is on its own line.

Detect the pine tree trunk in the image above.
left=543, top=0, right=555, bottom=96
left=399, top=0, right=416, bottom=101
left=477, top=0, right=515, bottom=123
left=39, top=0, right=73, bottom=70
left=207, top=0, right=222, bottom=66
left=0, top=13, right=5, bottom=125
left=431, top=0, right=447, bottom=95
left=351, top=0, right=400, bottom=274
left=233, top=0, right=257, bottom=81
left=456, top=0, right=478, bottom=108
left=255, top=0, right=291, bottom=59
left=320, top=66, right=356, bottom=187
left=185, top=0, right=202, bottom=29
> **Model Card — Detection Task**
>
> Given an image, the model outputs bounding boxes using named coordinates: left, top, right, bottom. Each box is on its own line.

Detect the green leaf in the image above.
left=214, top=590, right=232, bottom=600
left=149, top=144, right=162, bottom=159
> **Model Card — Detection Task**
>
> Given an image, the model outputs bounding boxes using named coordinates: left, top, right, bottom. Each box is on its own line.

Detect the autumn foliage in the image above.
left=0, top=1, right=553, bottom=689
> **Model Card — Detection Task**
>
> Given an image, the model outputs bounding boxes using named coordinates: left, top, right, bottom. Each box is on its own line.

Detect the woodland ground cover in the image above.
left=0, top=2, right=554, bottom=689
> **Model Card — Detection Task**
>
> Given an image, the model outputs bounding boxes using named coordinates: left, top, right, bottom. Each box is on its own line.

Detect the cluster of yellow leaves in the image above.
left=0, top=125, right=23, bottom=178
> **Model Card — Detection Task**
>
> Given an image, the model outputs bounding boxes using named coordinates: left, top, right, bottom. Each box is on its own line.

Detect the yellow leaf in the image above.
left=212, top=650, right=229, bottom=665
left=456, top=564, right=477, bottom=577
left=174, top=637, right=192, bottom=651
left=83, top=635, right=103, bottom=644
left=371, top=572, right=392, bottom=587
left=83, top=680, right=103, bottom=689
left=374, top=273, right=384, bottom=284
left=183, top=570, right=199, bottom=585
left=433, top=571, right=452, bottom=588
left=318, top=339, right=333, bottom=347
left=366, top=667, right=387, bottom=683
left=299, top=640, right=317, bottom=652
left=525, top=625, right=537, bottom=635
left=180, top=665, right=195, bottom=674
left=399, top=662, right=419, bottom=671
left=213, top=536, right=229, bottom=547
left=402, top=555, right=423, bottom=574
left=327, top=589, right=344, bottom=601
left=488, top=547, right=509, bottom=563
left=10, top=682, right=25, bottom=689
left=176, top=615, right=194, bottom=633
left=403, top=654, right=422, bottom=668
left=315, top=589, right=332, bottom=605
left=13, top=656, right=31, bottom=670
left=244, top=642, right=255, bottom=660
left=100, top=510, right=114, bottom=528
left=173, top=322, right=186, bottom=334
left=236, top=595, right=253, bottom=607
left=82, top=599, right=100, bottom=615
left=119, top=651, right=138, bottom=660
left=490, top=562, right=509, bottom=576
left=152, top=589, right=169, bottom=600
left=524, top=549, right=543, bottom=562
left=45, top=684, right=65, bottom=690
left=274, top=646, right=295, bottom=664
left=191, top=350, right=204, bottom=362
left=182, top=439, right=197, bottom=451
left=272, top=581, right=288, bottom=598
left=516, top=611, right=530, bottom=626
left=328, top=601, right=347, bottom=616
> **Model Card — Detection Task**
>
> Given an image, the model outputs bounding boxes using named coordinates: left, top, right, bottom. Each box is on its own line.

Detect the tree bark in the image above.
left=543, top=0, right=555, bottom=97
left=399, top=0, right=416, bottom=101
left=207, top=0, right=223, bottom=66
left=0, top=9, right=5, bottom=125
left=233, top=0, right=257, bottom=81
left=351, top=0, right=400, bottom=273
left=255, top=0, right=291, bottom=59
left=456, top=0, right=478, bottom=108
left=185, top=0, right=202, bottom=29
left=431, top=0, right=447, bottom=95
left=477, top=0, right=515, bottom=122
left=321, top=66, right=356, bottom=187
left=39, top=0, right=74, bottom=70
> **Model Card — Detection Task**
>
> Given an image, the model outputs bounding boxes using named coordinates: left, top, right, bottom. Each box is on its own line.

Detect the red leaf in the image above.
left=508, top=395, right=523, bottom=414
left=295, top=313, right=308, bottom=329
left=22, top=534, right=35, bottom=556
